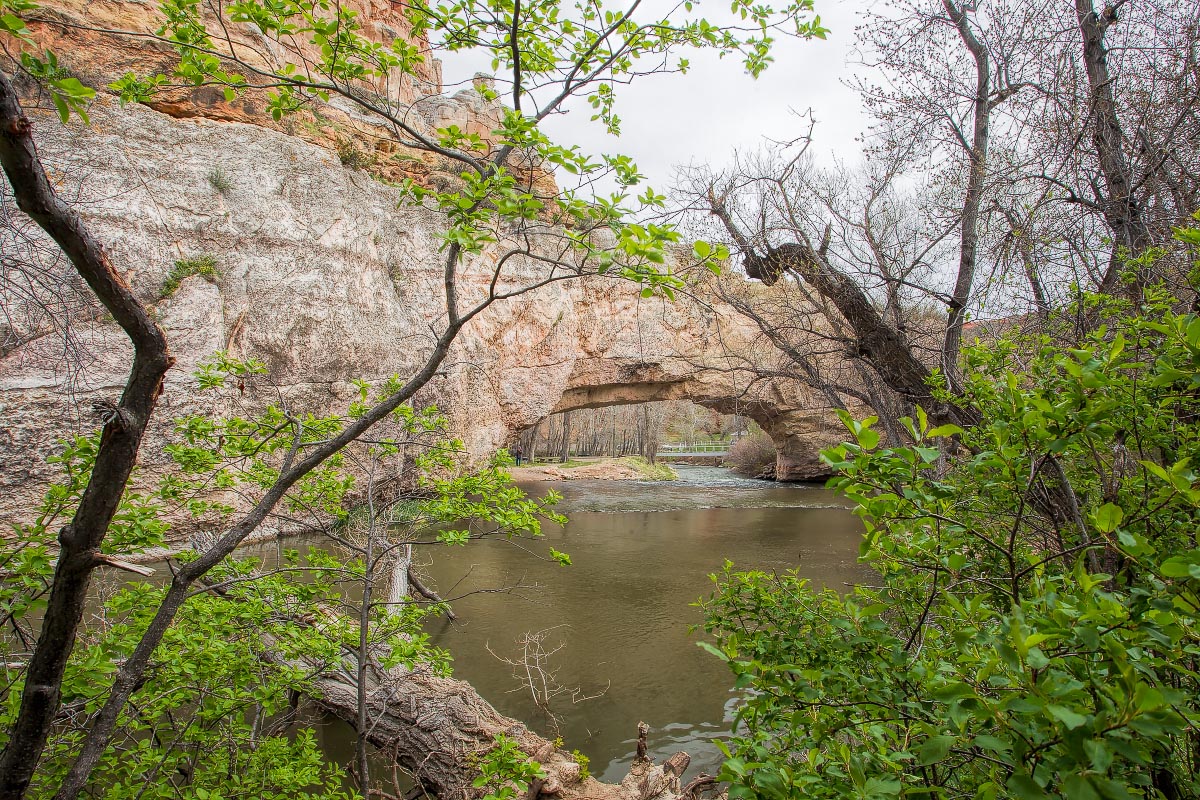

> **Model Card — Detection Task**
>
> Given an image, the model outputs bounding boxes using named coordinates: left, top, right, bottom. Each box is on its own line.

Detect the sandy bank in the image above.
left=508, top=457, right=676, bottom=481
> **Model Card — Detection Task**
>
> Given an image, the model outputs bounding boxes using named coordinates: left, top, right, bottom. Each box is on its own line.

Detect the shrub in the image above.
left=160, top=255, right=219, bottom=299
left=206, top=166, right=233, bottom=195
left=337, top=139, right=373, bottom=170
left=571, top=749, right=590, bottom=782
left=702, top=274, right=1200, bottom=800
left=726, top=431, right=775, bottom=477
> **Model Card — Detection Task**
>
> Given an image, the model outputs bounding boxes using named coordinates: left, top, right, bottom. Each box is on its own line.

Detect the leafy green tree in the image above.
left=701, top=230, right=1200, bottom=800
left=1, top=352, right=566, bottom=798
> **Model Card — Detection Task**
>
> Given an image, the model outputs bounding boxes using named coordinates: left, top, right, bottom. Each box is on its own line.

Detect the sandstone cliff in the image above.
left=0, top=1, right=864, bottom=536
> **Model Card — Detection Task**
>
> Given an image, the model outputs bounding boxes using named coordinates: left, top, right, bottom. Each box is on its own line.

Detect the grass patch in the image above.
left=616, top=456, right=677, bottom=481
left=161, top=255, right=219, bottom=299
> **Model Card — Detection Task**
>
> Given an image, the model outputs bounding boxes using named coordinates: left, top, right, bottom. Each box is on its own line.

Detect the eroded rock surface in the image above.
left=1, top=1, right=867, bottom=534
left=0, top=93, right=864, bottom=533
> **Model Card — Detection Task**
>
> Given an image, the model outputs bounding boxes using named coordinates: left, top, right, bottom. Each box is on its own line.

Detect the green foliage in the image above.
left=160, top=255, right=219, bottom=299
left=19, top=48, right=96, bottom=123
left=424, top=449, right=567, bottom=550
left=0, top=465, right=367, bottom=797
left=206, top=165, right=233, bottom=195
left=692, top=239, right=731, bottom=275
left=571, top=748, right=591, bottom=781
left=0, top=0, right=37, bottom=41
left=1, top=2, right=95, bottom=121
left=472, top=734, right=546, bottom=800
left=701, top=248, right=1200, bottom=799
left=37, top=576, right=359, bottom=799
left=1, top=350, right=571, bottom=796
left=336, top=139, right=373, bottom=171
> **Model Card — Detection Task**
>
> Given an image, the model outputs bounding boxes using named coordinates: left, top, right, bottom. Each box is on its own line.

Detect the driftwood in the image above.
left=681, top=774, right=718, bottom=800
left=313, top=665, right=699, bottom=800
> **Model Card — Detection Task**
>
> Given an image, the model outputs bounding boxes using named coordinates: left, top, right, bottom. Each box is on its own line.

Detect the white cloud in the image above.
left=438, top=0, right=873, bottom=191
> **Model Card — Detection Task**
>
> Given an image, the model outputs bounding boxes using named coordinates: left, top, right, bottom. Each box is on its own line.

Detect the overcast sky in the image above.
left=439, top=0, right=874, bottom=193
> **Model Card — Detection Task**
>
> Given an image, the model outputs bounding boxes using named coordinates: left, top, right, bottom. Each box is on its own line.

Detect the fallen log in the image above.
left=198, top=578, right=700, bottom=800
left=313, top=664, right=698, bottom=800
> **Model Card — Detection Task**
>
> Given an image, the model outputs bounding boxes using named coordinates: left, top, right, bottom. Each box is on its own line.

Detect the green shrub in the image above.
left=472, top=734, right=546, bottom=800
left=206, top=166, right=233, bottom=195
left=571, top=749, right=590, bottom=782
left=160, top=255, right=219, bottom=299
left=702, top=271, right=1200, bottom=800
left=337, top=139, right=373, bottom=170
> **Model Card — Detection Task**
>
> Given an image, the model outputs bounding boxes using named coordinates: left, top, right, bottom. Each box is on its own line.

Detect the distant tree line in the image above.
left=516, top=402, right=749, bottom=463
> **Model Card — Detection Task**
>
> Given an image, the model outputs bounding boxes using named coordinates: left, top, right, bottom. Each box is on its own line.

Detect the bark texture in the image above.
left=313, top=666, right=694, bottom=800
left=1075, top=0, right=1152, bottom=296
left=0, top=71, right=173, bottom=800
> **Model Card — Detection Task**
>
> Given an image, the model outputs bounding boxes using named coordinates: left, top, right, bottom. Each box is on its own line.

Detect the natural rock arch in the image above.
left=540, top=362, right=848, bottom=481
left=0, top=94, right=863, bottom=535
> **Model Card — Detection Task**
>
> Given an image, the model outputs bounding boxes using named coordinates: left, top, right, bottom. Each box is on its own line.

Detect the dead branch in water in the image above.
left=486, top=627, right=610, bottom=735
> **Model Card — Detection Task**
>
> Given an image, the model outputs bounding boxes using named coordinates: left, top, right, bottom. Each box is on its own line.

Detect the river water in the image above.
left=411, top=465, right=868, bottom=782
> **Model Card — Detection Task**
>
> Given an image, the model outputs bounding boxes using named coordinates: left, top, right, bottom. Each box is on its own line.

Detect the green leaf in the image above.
left=1092, top=503, right=1124, bottom=533
left=1047, top=704, right=1088, bottom=730
left=0, top=13, right=30, bottom=39
left=1063, top=775, right=1101, bottom=800
left=696, top=640, right=730, bottom=662
left=1006, top=773, right=1050, bottom=800
left=973, top=735, right=1010, bottom=753
left=916, top=735, right=955, bottom=765
left=926, top=424, right=963, bottom=438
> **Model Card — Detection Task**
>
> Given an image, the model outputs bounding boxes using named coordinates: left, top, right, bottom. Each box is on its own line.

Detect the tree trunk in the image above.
left=641, top=406, right=659, bottom=464
left=748, top=244, right=978, bottom=429
left=940, top=0, right=990, bottom=391
left=559, top=411, right=572, bottom=463
left=313, top=666, right=692, bottom=800
left=1075, top=0, right=1152, bottom=296
left=529, top=422, right=541, bottom=465
left=0, top=71, right=175, bottom=800
left=708, top=197, right=978, bottom=429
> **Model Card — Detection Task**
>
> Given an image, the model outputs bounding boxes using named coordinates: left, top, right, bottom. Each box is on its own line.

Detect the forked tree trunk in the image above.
left=0, top=71, right=174, bottom=800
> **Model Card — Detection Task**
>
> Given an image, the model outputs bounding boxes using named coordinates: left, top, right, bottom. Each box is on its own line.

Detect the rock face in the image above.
left=0, top=5, right=865, bottom=535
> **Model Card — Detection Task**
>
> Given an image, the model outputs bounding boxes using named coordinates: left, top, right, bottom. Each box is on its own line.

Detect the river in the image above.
left=401, top=465, right=868, bottom=782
